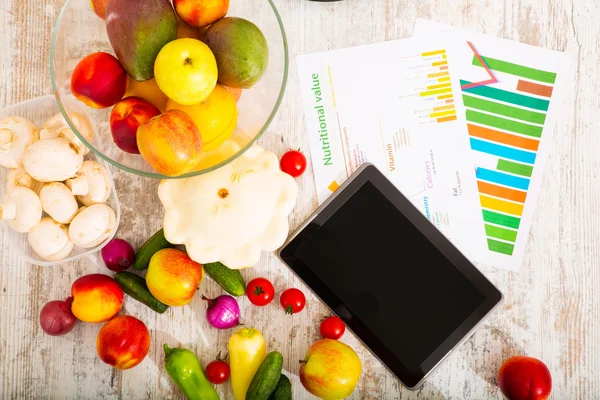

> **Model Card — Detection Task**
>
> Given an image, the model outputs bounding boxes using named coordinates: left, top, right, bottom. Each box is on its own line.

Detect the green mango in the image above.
left=204, top=17, right=269, bottom=89
left=106, top=0, right=177, bottom=81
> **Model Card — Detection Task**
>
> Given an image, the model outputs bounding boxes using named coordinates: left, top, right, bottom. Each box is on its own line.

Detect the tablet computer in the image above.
left=278, top=164, right=502, bottom=389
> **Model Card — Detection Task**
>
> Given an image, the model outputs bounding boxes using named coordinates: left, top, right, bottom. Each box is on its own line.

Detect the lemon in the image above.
left=166, top=84, right=238, bottom=152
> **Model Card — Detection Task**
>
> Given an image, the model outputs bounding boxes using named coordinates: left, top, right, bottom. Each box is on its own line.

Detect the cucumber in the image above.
left=268, top=375, right=292, bottom=400
left=246, top=351, right=284, bottom=400
left=115, top=271, right=169, bottom=313
left=204, top=262, right=246, bottom=296
left=133, top=228, right=173, bottom=270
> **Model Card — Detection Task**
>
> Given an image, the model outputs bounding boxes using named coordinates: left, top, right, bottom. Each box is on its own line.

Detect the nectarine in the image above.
left=498, top=356, right=552, bottom=400
left=71, top=52, right=127, bottom=109
left=174, top=0, right=229, bottom=28
left=97, top=315, right=150, bottom=370
left=71, top=274, right=123, bottom=323
left=110, top=97, right=161, bottom=154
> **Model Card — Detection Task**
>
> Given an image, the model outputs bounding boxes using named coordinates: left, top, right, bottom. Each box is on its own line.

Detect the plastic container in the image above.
left=0, top=95, right=120, bottom=266
left=50, top=0, right=288, bottom=179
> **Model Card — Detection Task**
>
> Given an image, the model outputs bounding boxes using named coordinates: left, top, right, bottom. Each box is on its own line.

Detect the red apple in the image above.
left=498, top=356, right=552, bottom=400
left=97, top=315, right=150, bottom=370
left=71, top=274, right=124, bottom=323
left=110, top=97, right=161, bottom=153
left=300, top=339, right=362, bottom=400
left=71, top=52, right=127, bottom=109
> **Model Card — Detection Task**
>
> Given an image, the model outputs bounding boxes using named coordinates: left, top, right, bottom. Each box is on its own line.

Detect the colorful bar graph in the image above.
left=462, top=95, right=546, bottom=124
left=428, top=71, right=450, bottom=78
left=438, top=94, right=453, bottom=100
left=476, top=168, right=530, bottom=191
left=422, top=49, right=446, bottom=57
left=438, top=77, right=450, bottom=82
left=469, top=138, right=537, bottom=164
left=467, top=124, right=540, bottom=151
left=433, top=104, right=455, bottom=112
left=432, top=61, right=448, bottom=66
left=420, top=87, right=452, bottom=96
left=482, top=209, right=521, bottom=229
left=427, top=82, right=452, bottom=90
left=472, top=55, right=557, bottom=84
left=487, top=239, right=515, bottom=255
left=437, top=115, right=457, bottom=123
left=480, top=195, right=524, bottom=216
left=497, top=159, right=533, bottom=177
left=517, top=80, right=554, bottom=97
left=460, top=80, right=550, bottom=111
left=430, top=109, right=456, bottom=118
left=477, top=181, right=527, bottom=203
left=466, top=110, right=543, bottom=138
left=440, top=66, right=449, bottom=70
left=485, top=224, right=518, bottom=242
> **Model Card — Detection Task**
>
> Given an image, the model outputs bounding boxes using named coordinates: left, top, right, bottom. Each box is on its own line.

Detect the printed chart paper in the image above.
left=414, top=19, right=571, bottom=270
left=296, top=35, right=488, bottom=263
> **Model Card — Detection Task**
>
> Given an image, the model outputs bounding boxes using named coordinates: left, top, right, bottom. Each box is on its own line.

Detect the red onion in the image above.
left=102, top=238, right=135, bottom=272
left=39, top=297, right=77, bottom=336
left=202, top=295, right=240, bottom=329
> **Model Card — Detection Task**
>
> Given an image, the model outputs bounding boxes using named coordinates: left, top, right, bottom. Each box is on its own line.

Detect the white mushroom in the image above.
left=39, top=182, right=79, bottom=224
left=40, top=112, right=94, bottom=155
left=68, top=204, right=116, bottom=248
left=22, top=138, right=83, bottom=182
left=0, top=116, right=39, bottom=168
left=0, top=186, right=42, bottom=232
left=6, top=168, right=43, bottom=193
left=28, top=217, right=74, bottom=261
left=65, top=161, right=112, bottom=206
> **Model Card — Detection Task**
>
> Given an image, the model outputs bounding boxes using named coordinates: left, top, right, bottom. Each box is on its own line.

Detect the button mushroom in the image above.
left=68, top=204, right=116, bottom=248
left=22, top=137, right=83, bottom=182
left=40, top=112, right=94, bottom=155
left=65, top=161, right=112, bottom=206
left=6, top=168, right=43, bottom=193
left=0, top=116, right=40, bottom=168
left=28, top=217, right=74, bottom=261
left=0, top=186, right=42, bottom=232
left=39, top=182, right=79, bottom=224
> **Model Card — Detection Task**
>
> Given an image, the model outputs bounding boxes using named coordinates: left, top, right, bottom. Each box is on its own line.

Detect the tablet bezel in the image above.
left=278, top=163, right=503, bottom=389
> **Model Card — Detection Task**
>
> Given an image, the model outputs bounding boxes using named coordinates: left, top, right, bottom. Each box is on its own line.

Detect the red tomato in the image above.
left=246, top=278, right=275, bottom=306
left=280, top=150, right=307, bottom=178
left=320, top=316, right=345, bottom=340
left=206, top=357, right=230, bottom=384
left=280, top=288, right=306, bottom=314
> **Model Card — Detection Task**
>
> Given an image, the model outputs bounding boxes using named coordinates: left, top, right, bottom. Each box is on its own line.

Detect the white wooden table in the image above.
left=1, top=0, right=599, bottom=398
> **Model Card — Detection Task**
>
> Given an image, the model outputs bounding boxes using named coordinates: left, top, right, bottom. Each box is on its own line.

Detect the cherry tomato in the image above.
left=206, top=353, right=230, bottom=384
left=246, top=278, right=275, bottom=306
left=280, top=288, right=306, bottom=314
left=320, top=316, right=345, bottom=340
left=280, top=150, right=307, bottom=178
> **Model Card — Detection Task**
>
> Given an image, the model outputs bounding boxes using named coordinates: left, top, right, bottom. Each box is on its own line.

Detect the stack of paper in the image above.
left=296, top=19, right=570, bottom=271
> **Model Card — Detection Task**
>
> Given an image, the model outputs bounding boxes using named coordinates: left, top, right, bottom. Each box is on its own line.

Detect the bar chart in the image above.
left=461, top=55, right=557, bottom=256
left=410, top=49, right=457, bottom=124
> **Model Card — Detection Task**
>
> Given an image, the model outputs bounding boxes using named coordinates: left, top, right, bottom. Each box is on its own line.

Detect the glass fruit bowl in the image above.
left=0, top=96, right=120, bottom=267
left=50, top=0, right=288, bottom=179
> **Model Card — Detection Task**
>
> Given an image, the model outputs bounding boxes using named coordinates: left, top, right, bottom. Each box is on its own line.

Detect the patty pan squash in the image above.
left=158, top=146, right=298, bottom=269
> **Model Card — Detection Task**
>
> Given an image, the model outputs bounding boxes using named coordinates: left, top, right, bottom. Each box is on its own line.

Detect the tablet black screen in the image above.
left=295, top=181, right=486, bottom=370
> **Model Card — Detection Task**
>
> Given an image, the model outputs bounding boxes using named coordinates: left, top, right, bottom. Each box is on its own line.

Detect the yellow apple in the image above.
left=154, top=38, right=218, bottom=105
left=300, top=339, right=362, bottom=400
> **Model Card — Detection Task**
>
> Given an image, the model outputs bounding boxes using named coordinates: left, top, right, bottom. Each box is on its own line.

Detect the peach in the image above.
left=174, top=0, right=229, bottom=28
left=71, top=274, right=124, bottom=323
left=71, top=52, right=127, bottom=109
left=498, top=356, right=552, bottom=400
left=137, top=109, right=203, bottom=176
left=96, top=315, right=150, bottom=370
left=110, top=97, right=161, bottom=154
left=90, top=0, right=110, bottom=19
left=146, top=248, right=203, bottom=306
left=123, top=76, right=169, bottom=112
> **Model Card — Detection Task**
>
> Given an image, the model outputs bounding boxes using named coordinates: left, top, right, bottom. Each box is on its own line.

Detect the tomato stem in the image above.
left=253, top=286, right=265, bottom=296
left=285, top=305, right=294, bottom=314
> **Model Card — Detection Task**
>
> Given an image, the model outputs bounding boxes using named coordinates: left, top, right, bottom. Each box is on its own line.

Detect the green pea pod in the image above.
left=163, top=344, right=220, bottom=400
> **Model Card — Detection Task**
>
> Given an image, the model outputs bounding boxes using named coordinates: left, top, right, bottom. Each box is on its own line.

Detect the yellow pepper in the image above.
left=229, top=328, right=267, bottom=400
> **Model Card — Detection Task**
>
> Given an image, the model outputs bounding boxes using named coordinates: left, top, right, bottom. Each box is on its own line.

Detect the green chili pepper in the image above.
left=163, top=344, right=220, bottom=400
